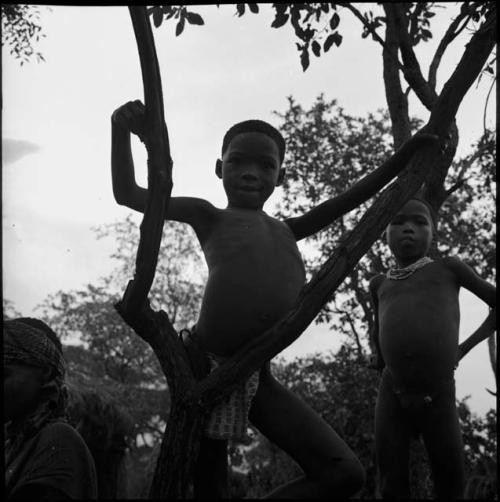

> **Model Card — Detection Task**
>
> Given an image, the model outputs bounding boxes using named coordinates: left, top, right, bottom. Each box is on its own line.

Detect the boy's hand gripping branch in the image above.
left=117, top=6, right=173, bottom=315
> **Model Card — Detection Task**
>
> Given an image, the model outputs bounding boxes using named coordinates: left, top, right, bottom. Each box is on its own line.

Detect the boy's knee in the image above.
left=318, top=457, right=365, bottom=496
left=338, top=458, right=366, bottom=494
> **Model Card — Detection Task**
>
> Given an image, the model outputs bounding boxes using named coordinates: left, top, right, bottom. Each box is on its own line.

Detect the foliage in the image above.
left=437, top=129, right=496, bottom=282
left=65, top=380, right=133, bottom=499
left=1, top=4, right=48, bottom=64
left=35, top=216, right=206, bottom=494
left=3, top=298, right=21, bottom=318
left=148, top=3, right=495, bottom=73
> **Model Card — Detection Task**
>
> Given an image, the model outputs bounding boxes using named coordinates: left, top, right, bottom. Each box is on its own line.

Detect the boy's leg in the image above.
left=248, top=364, right=365, bottom=499
left=193, top=437, right=229, bottom=499
left=375, top=372, right=412, bottom=499
left=180, top=330, right=228, bottom=499
left=420, top=382, right=465, bottom=499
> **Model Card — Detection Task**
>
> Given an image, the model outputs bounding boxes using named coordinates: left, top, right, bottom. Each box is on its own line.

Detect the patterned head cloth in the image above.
left=4, top=319, right=69, bottom=470
left=3, top=319, right=66, bottom=379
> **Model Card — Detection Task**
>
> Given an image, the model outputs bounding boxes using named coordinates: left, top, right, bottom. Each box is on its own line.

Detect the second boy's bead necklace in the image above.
left=386, top=256, right=433, bottom=280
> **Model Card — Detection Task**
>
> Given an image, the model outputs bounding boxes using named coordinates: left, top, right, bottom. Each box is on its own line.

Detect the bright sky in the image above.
left=2, top=5, right=496, bottom=416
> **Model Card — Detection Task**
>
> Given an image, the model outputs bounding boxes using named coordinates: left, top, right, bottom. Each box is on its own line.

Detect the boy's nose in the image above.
left=242, top=170, right=258, bottom=181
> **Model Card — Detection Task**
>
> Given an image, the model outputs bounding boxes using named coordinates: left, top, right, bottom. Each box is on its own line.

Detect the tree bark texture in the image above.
left=115, top=5, right=497, bottom=499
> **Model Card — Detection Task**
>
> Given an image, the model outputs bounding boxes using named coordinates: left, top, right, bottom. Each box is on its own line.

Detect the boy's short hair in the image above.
left=410, top=197, right=438, bottom=229
left=222, top=119, right=286, bottom=163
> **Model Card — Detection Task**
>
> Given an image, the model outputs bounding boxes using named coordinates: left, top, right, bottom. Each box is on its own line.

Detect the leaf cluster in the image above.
left=1, top=4, right=47, bottom=64
left=147, top=5, right=204, bottom=36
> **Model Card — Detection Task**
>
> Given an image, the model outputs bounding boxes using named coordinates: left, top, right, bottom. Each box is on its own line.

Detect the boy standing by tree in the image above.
left=368, top=197, right=496, bottom=499
left=111, top=99, right=436, bottom=498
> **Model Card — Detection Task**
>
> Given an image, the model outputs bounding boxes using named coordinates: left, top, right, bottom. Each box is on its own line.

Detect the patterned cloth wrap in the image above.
left=3, top=319, right=66, bottom=380
left=204, top=353, right=260, bottom=443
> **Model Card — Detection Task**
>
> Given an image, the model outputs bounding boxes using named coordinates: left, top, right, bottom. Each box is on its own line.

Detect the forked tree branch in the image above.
left=114, top=5, right=497, bottom=498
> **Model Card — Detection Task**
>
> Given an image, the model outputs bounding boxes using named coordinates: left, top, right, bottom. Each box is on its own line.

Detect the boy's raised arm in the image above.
left=111, top=101, right=148, bottom=213
left=285, top=133, right=439, bottom=241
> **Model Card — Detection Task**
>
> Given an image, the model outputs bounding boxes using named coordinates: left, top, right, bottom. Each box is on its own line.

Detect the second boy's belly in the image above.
left=379, top=300, right=460, bottom=386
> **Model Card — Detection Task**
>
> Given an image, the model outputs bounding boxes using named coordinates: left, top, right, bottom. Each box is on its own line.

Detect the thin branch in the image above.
left=391, top=3, right=437, bottom=111
left=483, top=75, right=496, bottom=133
left=426, top=5, right=497, bottom=135
left=444, top=178, right=467, bottom=197
left=338, top=307, right=364, bottom=358
left=429, top=10, right=472, bottom=91
left=339, top=2, right=405, bottom=72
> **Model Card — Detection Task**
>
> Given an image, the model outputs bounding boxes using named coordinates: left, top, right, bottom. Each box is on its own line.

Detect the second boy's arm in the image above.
left=445, top=257, right=497, bottom=362
left=285, top=133, right=439, bottom=241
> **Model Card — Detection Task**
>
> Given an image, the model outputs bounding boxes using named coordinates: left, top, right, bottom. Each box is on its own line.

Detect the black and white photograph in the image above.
left=3, top=4, right=496, bottom=499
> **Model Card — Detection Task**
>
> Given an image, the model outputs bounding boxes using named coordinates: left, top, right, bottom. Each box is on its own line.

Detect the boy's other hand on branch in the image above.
left=112, top=100, right=147, bottom=143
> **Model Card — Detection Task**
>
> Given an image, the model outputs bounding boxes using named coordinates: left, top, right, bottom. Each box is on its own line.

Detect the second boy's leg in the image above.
left=375, top=371, right=412, bottom=499
left=248, top=363, right=365, bottom=499
left=420, top=382, right=465, bottom=499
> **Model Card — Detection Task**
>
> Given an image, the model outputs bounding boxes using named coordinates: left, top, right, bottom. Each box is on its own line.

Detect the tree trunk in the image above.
left=149, top=399, right=207, bottom=498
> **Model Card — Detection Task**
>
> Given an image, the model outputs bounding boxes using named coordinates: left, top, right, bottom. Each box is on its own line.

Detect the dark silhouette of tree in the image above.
left=114, top=5, right=495, bottom=498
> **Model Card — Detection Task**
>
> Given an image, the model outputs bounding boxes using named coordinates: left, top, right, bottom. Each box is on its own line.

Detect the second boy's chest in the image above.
left=377, top=266, right=459, bottom=309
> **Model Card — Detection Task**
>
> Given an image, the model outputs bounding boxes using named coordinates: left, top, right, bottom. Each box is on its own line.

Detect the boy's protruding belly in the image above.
left=379, top=306, right=459, bottom=387
left=196, top=245, right=305, bottom=356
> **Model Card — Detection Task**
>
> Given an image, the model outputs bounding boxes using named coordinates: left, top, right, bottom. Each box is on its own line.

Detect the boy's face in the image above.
left=385, top=199, right=434, bottom=265
left=216, top=132, right=284, bottom=210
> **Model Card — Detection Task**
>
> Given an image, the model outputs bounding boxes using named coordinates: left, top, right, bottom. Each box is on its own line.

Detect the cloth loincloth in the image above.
left=180, top=328, right=260, bottom=443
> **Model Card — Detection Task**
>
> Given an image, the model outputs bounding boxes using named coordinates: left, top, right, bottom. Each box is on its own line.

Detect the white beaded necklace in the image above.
left=386, top=256, right=434, bottom=280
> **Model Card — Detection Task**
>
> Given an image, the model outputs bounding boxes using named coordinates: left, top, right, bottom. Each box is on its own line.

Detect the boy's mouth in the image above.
left=239, top=185, right=261, bottom=192
left=400, top=236, right=415, bottom=243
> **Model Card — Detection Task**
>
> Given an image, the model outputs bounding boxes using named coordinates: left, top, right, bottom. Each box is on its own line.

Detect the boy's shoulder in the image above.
left=435, top=255, right=467, bottom=275
left=368, top=273, right=386, bottom=293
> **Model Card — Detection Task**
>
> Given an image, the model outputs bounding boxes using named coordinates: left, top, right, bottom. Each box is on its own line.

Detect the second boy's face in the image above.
left=217, top=132, right=283, bottom=210
left=386, top=199, right=434, bottom=266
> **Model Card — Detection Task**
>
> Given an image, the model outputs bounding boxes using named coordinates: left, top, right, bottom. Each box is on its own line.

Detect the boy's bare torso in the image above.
left=376, top=259, right=460, bottom=388
left=194, top=206, right=305, bottom=356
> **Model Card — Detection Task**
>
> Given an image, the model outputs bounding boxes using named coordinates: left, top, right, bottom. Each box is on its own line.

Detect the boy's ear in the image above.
left=276, top=168, right=285, bottom=186
left=215, top=159, right=222, bottom=179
